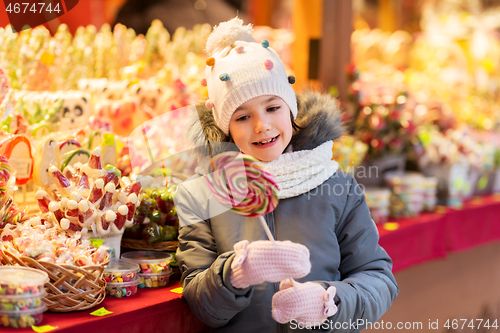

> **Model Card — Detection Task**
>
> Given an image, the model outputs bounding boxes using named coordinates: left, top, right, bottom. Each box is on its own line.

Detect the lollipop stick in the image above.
left=258, top=215, right=275, bottom=241
left=258, top=215, right=295, bottom=287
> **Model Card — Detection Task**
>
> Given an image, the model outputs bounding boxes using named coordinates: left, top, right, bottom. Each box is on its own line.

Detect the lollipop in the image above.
left=206, top=152, right=279, bottom=241
left=0, top=155, right=11, bottom=183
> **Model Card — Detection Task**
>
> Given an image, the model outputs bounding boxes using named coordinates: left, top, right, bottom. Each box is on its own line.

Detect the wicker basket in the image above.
left=121, top=238, right=178, bottom=252
left=0, top=249, right=108, bottom=312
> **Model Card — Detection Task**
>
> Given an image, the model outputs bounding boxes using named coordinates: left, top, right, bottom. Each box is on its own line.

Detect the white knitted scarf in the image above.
left=196, top=141, right=338, bottom=199
left=262, top=141, right=338, bottom=199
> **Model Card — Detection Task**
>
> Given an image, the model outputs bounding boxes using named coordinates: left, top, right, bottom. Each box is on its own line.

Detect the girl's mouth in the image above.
left=252, top=135, right=279, bottom=147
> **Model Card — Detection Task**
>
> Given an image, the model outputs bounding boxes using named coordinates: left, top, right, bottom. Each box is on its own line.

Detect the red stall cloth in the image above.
left=377, top=212, right=447, bottom=273
left=378, top=195, right=500, bottom=273
left=444, top=196, right=500, bottom=252
left=2, top=280, right=208, bottom=333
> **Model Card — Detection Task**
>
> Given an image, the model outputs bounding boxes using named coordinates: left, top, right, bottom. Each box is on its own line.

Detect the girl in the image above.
left=175, top=18, right=398, bottom=332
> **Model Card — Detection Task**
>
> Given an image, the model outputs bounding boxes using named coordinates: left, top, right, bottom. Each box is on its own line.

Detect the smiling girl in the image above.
left=175, top=18, right=398, bottom=333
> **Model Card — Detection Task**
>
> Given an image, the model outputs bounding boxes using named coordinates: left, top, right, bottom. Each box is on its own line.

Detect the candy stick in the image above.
left=48, top=165, right=75, bottom=197
left=77, top=172, right=90, bottom=190
left=99, top=182, right=116, bottom=210
left=125, top=182, right=142, bottom=196
left=70, top=191, right=83, bottom=202
left=103, top=164, right=121, bottom=186
left=0, top=155, right=11, bottom=183
left=111, top=205, right=128, bottom=233
left=88, top=178, right=105, bottom=204
left=59, top=218, right=70, bottom=230
left=35, top=189, right=51, bottom=213
left=63, top=165, right=78, bottom=184
left=81, top=147, right=106, bottom=179
left=124, top=193, right=138, bottom=228
left=89, top=146, right=102, bottom=170
left=96, top=210, right=116, bottom=235
left=59, top=197, right=69, bottom=209
left=49, top=201, right=64, bottom=223
left=77, top=199, right=96, bottom=226
left=65, top=199, right=79, bottom=221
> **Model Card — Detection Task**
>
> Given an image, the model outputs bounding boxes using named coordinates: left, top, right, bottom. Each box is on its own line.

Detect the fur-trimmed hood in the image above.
left=186, top=90, right=345, bottom=163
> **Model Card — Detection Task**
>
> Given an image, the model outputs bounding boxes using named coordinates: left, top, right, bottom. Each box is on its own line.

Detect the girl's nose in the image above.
left=254, top=115, right=271, bottom=133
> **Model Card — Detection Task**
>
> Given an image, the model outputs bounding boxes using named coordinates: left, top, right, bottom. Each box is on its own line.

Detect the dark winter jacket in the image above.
left=175, top=91, right=399, bottom=332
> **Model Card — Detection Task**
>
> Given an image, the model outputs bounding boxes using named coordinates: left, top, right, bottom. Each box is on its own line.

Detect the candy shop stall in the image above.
left=0, top=0, right=500, bottom=332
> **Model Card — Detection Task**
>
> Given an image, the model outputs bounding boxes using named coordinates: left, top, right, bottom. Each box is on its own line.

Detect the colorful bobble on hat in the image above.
left=205, top=99, right=214, bottom=109
left=206, top=57, right=215, bottom=66
left=201, top=78, right=207, bottom=86
left=219, top=73, right=230, bottom=81
left=264, top=59, right=274, bottom=70
left=235, top=45, right=244, bottom=53
left=288, top=75, right=296, bottom=84
left=261, top=39, right=270, bottom=48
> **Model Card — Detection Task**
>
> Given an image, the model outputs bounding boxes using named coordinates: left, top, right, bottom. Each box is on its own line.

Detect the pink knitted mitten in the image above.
left=229, top=240, right=311, bottom=289
left=272, top=280, right=337, bottom=325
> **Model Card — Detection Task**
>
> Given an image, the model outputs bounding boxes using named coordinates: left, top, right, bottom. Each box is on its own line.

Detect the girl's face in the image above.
left=228, top=95, right=293, bottom=162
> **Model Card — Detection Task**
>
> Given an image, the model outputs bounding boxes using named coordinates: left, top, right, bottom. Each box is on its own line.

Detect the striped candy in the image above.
left=206, top=152, right=279, bottom=217
left=0, top=155, right=11, bottom=183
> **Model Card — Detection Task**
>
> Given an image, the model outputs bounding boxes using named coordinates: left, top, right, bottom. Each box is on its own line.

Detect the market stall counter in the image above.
left=2, top=280, right=208, bottom=333
left=3, top=195, right=500, bottom=332
left=378, top=194, right=500, bottom=272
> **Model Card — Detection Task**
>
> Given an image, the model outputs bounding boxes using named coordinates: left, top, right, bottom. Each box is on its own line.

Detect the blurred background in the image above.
left=0, top=1, right=500, bottom=332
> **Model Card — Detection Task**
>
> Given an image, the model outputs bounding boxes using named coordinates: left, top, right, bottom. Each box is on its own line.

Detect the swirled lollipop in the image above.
left=206, top=151, right=279, bottom=240
left=0, top=155, right=11, bottom=184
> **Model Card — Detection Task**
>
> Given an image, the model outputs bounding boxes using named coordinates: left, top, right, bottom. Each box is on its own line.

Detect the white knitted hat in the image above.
left=201, top=17, right=297, bottom=135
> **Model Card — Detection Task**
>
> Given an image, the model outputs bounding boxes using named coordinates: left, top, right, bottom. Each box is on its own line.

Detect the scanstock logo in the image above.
left=4, top=0, right=79, bottom=32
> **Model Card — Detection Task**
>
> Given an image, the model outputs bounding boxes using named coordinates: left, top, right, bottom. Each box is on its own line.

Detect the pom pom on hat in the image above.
left=206, top=57, right=215, bottom=66
left=264, top=59, right=274, bottom=70
left=219, top=73, right=230, bottom=81
left=206, top=17, right=255, bottom=55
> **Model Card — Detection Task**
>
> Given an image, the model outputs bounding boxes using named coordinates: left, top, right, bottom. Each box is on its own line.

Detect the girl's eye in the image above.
left=236, top=115, right=249, bottom=122
left=267, top=106, right=280, bottom=112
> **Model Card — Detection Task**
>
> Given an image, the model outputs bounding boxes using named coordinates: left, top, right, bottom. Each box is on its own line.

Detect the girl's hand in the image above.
left=272, top=280, right=337, bottom=325
left=229, top=240, right=311, bottom=289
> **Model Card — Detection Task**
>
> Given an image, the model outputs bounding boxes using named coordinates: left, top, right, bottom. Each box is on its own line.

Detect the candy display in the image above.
left=364, top=188, right=391, bottom=224
left=138, top=269, right=173, bottom=288
left=121, top=251, right=172, bottom=274
left=0, top=217, right=109, bottom=266
left=422, top=177, right=438, bottom=211
left=103, top=260, right=141, bottom=283
left=124, top=186, right=179, bottom=244
left=0, top=268, right=48, bottom=328
left=10, top=90, right=92, bottom=136
left=0, top=22, right=209, bottom=96
left=105, top=277, right=141, bottom=298
left=385, top=172, right=426, bottom=218
left=0, top=291, right=46, bottom=311
left=0, top=303, right=47, bottom=328
left=34, top=147, right=141, bottom=236
left=0, top=267, right=48, bottom=295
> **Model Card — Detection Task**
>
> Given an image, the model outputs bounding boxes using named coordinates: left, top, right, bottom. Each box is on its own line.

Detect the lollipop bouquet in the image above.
left=0, top=155, right=29, bottom=228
